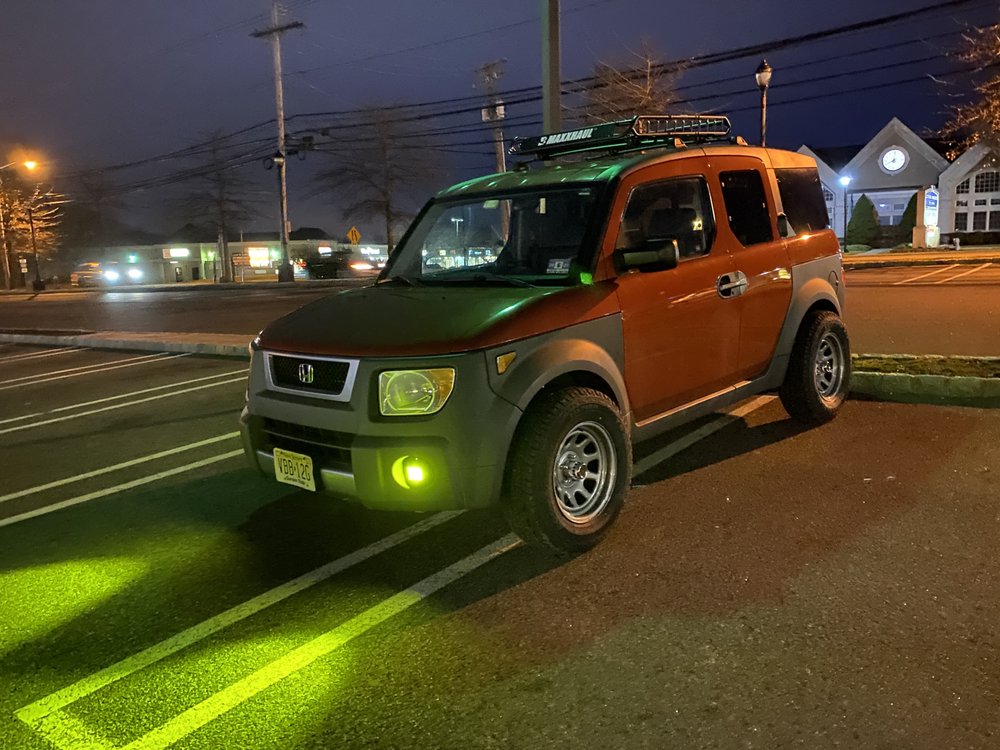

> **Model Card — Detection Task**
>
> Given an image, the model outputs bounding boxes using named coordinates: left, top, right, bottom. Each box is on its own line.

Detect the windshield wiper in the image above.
left=453, top=273, right=535, bottom=288
left=378, top=275, right=425, bottom=287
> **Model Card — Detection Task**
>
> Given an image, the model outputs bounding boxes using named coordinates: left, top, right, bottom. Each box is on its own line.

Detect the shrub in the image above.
left=846, top=194, right=880, bottom=247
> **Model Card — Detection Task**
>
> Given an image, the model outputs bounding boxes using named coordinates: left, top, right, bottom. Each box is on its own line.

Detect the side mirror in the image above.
left=615, top=239, right=680, bottom=272
left=777, top=213, right=795, bottom=239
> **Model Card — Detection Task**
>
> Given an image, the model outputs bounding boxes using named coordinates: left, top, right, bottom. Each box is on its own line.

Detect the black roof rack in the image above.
left=510, top=114, right=733, bottom=160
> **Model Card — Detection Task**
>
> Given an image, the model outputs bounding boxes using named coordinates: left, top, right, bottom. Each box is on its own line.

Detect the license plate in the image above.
left=273, top=447, right=316, bottom=492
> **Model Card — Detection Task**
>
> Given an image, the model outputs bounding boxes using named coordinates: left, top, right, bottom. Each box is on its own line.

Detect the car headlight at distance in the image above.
left=379, top=368, right=455, bottom=416
left=103, top=269, right=120, bottom=281
left=127, top=268, right=142, bottom=280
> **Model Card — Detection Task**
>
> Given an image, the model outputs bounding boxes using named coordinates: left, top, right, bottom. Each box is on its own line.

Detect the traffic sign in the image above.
left=347, top=226, right=361, bottom=245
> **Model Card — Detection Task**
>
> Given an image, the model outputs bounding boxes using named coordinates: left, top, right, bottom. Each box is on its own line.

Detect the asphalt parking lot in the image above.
left=2, top=344, right=999, bottom=749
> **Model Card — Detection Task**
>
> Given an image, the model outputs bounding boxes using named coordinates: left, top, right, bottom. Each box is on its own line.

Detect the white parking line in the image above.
left=891, top=264, right=958, bottom=285
left=0, top=347, right=84, bottom=364
left=633, top=395, right=774, bottom=477
left=0, top=352, right=171, bottom=384
left=0, top=432, right=241, bottom=504
left=15, top=512, right=465, bottom=728
left=0, top=449, right=245, bottom=529
left=0, top=353, right=189, bottom=391
left=933, top=262, right=992, bottom=284
left=0, top=368, right=246, bottom=426
left=0, top=376, right=246, bottom=435
left=121, top=535, right=520, bottom=750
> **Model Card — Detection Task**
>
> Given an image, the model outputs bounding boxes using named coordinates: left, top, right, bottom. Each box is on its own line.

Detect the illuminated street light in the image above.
left=755, top=59, right=773, bottom=147
left=0, top=158, right=41, bottom=290
left=839, top=175, right=852, bottom=251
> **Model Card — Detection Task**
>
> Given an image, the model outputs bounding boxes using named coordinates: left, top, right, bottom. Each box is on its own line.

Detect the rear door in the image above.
left=609, top=163, right=743, bottom=423
left=714, top=157, right=792, bottom=379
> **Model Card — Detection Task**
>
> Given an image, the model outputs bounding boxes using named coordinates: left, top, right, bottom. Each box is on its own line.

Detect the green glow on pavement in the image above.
left=0, top=558, right=147, bottom=657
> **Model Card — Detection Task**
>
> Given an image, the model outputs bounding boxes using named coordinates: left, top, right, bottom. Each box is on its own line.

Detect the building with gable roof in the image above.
left=796, top=117, right=1000, bottom=245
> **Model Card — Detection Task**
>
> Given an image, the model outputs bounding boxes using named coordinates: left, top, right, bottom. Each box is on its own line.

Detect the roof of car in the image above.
left=437, top=144, right=817, bottom=199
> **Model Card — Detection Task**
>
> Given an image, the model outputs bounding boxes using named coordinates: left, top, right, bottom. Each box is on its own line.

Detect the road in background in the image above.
left=1, top=345, right=1000, bottom=748
left=1, top=266, right=999, bottom=355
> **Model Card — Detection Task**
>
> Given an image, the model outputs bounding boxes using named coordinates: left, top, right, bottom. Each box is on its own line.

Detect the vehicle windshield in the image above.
left=381, top=186, right=602, bottom=286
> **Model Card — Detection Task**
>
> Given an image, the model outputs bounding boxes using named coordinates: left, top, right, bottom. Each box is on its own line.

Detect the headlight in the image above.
left=103, top=270, right=120, bottom=281
left=127, top=268, right=143, bottom=280
left=379, top=368, right=455, bottom=416
left=350, top=261, right=374, bottom=271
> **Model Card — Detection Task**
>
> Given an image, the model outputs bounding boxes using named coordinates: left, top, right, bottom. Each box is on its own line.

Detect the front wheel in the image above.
left=779, top=310, right=851, bottom=424
left=502, top=387, right=632, bottom=554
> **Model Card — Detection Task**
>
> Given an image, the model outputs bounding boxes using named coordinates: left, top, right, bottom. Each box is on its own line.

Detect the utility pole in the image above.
left=252, top=1, right=303, bottom=283
left=0, top=173, right=12, bottom=290
left=477, top=60, right=510, bottom=240
left=541, top=0, right=561, bottom=133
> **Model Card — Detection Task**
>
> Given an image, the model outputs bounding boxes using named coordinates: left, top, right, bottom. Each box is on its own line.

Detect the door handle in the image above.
left=716, top=271, right=748, bottom=298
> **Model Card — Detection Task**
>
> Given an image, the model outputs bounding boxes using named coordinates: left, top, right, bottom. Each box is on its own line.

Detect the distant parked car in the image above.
left=70, top=261, right=145, bottom=287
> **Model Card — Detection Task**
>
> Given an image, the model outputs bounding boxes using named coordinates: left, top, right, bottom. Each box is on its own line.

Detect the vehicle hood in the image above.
left=257, top=283, right=620, bottom=357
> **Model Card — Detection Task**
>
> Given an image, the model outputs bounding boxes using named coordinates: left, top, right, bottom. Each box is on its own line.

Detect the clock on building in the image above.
left=880, top=147, right=908, bottom=174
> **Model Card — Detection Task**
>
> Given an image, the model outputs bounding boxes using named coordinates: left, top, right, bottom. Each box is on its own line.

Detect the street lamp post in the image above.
left=0, top=159, right=39, bottom=290
left=839, top=175, right=852, bottom=251
left=27, top=207, right=44, bottom=291
left=755, top=59, right=773, bottom=148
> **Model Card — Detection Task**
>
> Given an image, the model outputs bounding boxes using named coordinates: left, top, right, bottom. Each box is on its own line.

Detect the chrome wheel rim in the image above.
left=551, top=420, right=617, bottom=525
left=814, top=332, right=845, bottom=402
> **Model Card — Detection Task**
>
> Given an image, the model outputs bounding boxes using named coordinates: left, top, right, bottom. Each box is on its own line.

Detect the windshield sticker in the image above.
left=546, top=258, right=572, bottom=274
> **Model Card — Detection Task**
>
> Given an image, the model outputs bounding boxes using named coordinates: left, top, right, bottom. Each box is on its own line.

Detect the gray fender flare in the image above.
left=765, top=276, right=843, bottom=386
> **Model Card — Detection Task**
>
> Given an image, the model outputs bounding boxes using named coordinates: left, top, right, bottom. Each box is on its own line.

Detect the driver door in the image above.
left=610, top=167, right=742, bottom=423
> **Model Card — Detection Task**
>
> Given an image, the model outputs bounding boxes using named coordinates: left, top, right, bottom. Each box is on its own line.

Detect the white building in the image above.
left=797, top=117, right=998, bottom=243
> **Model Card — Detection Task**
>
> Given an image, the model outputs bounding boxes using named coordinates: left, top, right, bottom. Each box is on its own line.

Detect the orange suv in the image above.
left=241, top=115, right=849, bottom=553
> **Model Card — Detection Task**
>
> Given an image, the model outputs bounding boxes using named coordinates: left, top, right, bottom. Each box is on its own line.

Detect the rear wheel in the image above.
left=779, top=310, right=850, bottom=424
left=502, top=387, right=631, bottom=554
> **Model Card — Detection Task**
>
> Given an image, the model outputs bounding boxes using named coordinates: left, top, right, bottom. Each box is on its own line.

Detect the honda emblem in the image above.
left=297, top=363, right=315, bottom=384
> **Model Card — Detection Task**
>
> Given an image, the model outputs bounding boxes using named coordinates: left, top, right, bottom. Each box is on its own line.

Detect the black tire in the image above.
left=779, top=310, right=851, bottom=424
left=501, top=387, right=632, bottom=554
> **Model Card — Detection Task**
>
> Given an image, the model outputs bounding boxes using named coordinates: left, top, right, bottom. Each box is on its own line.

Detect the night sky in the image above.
left=1, top=0, right=996, bottom=238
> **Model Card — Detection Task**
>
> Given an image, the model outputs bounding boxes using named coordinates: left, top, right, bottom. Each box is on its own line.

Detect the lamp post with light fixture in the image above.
left=755, top=59, right=772, bottom=147
left=0, top=159, right=39, bottom=290
left=839, top=175, right=852, bottom=251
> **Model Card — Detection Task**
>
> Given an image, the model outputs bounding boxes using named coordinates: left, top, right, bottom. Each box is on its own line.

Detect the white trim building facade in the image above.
left=798, top=117, right=1000, bottom=243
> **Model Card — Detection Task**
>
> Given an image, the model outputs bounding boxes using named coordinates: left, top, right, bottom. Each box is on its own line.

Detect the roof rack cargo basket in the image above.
left=510, top=114, right=733, bottom=159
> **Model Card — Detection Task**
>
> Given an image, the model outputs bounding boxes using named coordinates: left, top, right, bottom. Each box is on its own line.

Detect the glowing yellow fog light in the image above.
left=391, top=456, right=429, bottom=489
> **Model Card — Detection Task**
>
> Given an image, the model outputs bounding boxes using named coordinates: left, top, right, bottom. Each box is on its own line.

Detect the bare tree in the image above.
left=311, top=107, right=446, bottom=252
left=941, top=24, right=1000, bottom=154
left=174, top=132, right=261, bottom=281
left=578, top=41, right=684, bottom=124
left=61, top=171, right=124, bottom=251
left=0, top=173, right=65, bottom=286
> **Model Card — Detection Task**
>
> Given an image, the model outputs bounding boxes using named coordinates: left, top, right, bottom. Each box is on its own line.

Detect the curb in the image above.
left=849, top=371, right=1000, bottom=407
left=0, top=278, right=368, bottom=296
left=0, top=331, right=249, bottom=358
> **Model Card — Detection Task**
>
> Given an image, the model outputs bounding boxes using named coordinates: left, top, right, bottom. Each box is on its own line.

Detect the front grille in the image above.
left=258, top=417, right=353, bottom=473
left=270, top=355, right=350, bottom=395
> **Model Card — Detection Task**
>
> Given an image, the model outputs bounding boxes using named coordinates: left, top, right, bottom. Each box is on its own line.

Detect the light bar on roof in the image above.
left=510, top=114, right=733, bottom=159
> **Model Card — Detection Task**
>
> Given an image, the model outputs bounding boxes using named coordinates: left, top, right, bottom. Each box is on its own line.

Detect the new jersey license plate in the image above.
left=273, top=447, right=316, bottom=492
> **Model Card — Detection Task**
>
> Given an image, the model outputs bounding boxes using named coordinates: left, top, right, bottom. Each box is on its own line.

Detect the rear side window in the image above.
left=719, top=170, right=773, bottom=246
left=775, top=168, right=830, bottom=234
left=617, top=176, right=715, bottom=260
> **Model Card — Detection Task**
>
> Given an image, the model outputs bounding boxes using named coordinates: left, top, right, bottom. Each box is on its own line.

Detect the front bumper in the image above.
left=240, top=349, right=523, bottom=512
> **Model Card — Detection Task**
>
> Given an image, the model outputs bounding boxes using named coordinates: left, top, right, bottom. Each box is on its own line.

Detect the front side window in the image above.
left=775, top=168, right=830, bottom=234
left=616, top=176, right=715, bottom=260
left=382, top=187, right=602, bottom=286
left=720, top=170, right=774, bottom=246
